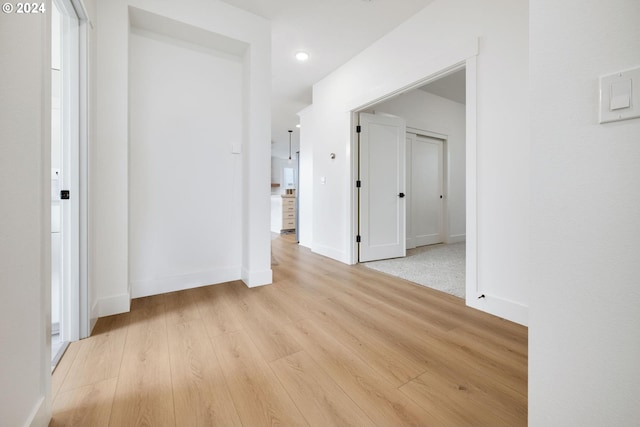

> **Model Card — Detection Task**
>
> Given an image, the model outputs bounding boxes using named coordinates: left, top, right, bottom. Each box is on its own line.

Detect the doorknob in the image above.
left=398, top=193, right=405, bottom=198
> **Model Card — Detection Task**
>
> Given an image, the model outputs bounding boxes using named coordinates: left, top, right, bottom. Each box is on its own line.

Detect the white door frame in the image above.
left=54, top=0, right=90, bottom=342
left=349, top=57, right=478, bottom=302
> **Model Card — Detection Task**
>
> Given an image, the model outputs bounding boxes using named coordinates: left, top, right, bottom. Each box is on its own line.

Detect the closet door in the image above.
left=410, top=134, right=444, bottom=247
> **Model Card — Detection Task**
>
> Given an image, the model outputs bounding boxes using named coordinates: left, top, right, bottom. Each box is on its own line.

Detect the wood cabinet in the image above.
left=281, top=194, right=296, bottom=232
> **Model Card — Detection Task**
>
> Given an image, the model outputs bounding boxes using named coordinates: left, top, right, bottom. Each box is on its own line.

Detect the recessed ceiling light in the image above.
left=295, top=51, right=309, bottom=61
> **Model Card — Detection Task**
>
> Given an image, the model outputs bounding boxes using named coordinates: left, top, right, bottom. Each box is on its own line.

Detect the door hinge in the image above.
left=356, top=125, right=361, bottom=133
left=356, top=180, right=361, bottom=188
left=356, top=235, right=361, bottom=243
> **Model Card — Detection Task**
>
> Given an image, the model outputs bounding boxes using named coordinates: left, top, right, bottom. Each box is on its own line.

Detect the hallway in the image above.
left=50, top=236, right=527, bottom=426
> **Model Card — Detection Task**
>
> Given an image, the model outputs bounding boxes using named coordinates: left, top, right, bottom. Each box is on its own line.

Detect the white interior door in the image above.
left=359, top=112, right=406, bottom=262
left=409, top=134, right=444, bottom=247
left=52, top=0, right=83, bottom=353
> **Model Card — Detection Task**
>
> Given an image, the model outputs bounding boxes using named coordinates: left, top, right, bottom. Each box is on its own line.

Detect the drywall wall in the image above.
left=529, top=0, right=640, bottom=425
left=94, top=0, right=271, bottom=315
left=128, top=28, right=243, bottom=297
left=371, top=89, right=466, bottom=243
left=302, top=0, right=529, bottom=324
left=0, top=8, right=50, bottom=427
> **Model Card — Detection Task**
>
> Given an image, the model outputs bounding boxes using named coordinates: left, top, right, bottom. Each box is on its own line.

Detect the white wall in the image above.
left=94, top=0, right=271, bottom=316
left=302, top=0, right=529, bottom=324
left=0, top=6, right=51, bottom=427
left=128, top=28, right=244, bottom=297
left=371, top=89, right=466, bottom=243
left=529, top=0, right=640, bottom=425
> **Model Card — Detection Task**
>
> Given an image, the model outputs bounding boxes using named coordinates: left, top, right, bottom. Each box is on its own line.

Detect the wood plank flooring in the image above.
left=50, top=235, right=527, bottom=426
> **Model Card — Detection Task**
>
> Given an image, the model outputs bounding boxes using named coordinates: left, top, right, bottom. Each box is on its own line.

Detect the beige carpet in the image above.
left=364, top=242, right=465, bottom=298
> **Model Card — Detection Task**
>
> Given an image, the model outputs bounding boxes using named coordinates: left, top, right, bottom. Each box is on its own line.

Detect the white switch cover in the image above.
left=231, top=141, right=241, bottom=154
left=600, top=66, right=640, bottom=123
left=320, top=176, right=326, bottom=184
left=610, top=79, right=631, bottom=110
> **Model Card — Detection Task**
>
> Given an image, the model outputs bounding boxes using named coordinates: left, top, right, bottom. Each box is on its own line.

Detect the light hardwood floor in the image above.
left=50, top=236, right=527, bottom=427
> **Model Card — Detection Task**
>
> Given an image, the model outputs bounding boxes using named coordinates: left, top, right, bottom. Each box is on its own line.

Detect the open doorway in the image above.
left=51, top=0, right=89, bottom=368
left=355, top=67, right=468, bottom=299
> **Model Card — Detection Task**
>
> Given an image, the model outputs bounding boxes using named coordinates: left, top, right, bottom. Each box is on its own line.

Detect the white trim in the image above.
left=131, top=267, right=242, bottom=298
left=69, top=0, right=88, bottom=21
left=313, top=244, right=353, bottom=265
left=241, top=267, right=273, bottom=288
left=73, top=6, right=90, bottom=339
left=406, top=127, right=448, bottom=141
left=98, top=293, right=130, bottom=317
left=41, top=3, right=53, bottom=425
left=467, top=293, right=529, bottom=327
left=24, top=396, right=46, bottom=427
left=447, top=233, right=466, bottom=244
left=76, top=2, right=90, bottom=340
left=90, top=299, right=99, bottom=333
left=349, top=113, right=359, bottom=264
left=464, top=56, right=479, bottom=306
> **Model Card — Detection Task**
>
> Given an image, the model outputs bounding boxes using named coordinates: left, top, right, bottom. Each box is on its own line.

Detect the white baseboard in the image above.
left=130, top=267, right=241, bottom=299
left=242, top=267, right=273, bottom=288
left=312, top=243, right=351, bottom=264
left=25, top=396, right=47, bottom=427
left=447, top=234, right=466, bottom=244
left=90, top=299, right=100, bottom=333
left=298, top=239, right=311, bottom=250
left=98, top=293, right=131, bottom=317
left=406, top=238, right=416, bottom=250
left=466, top=293, right=528, bottom=326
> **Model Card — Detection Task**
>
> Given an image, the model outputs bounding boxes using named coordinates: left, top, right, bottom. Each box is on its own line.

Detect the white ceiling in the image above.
left=218, top=0, right=436, bottom=158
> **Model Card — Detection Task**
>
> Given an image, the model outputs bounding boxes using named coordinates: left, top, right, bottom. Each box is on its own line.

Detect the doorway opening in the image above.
left=353, top=63, right=472, bottom=300
left=51, top=0, right=89, bottom=368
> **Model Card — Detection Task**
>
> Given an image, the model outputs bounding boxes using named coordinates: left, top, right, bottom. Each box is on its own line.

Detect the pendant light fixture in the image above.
left=288, top=129, right=293, bottom=163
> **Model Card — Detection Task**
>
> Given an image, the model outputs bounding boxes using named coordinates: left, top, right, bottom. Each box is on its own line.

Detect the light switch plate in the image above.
left=599, top=66, right=640, bottom=124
